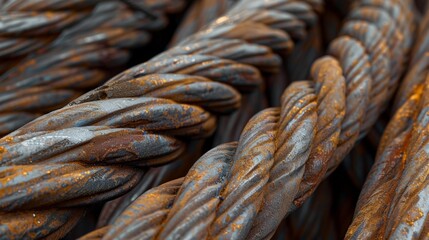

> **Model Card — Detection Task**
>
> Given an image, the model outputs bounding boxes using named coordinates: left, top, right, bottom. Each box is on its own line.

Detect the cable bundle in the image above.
left=1, top=0, right=426, bottom=239
left=0, top=0, right=321, bottom=238
left=77, top=0, right=416, bottom=239
left=0, top=0, right=185, bottom=135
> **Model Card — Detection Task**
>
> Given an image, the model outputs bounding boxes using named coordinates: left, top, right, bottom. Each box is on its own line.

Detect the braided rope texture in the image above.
left=0, top=0, right=324, bottom=238
left=346, top=8, right=429, bottom=239
left=76, top=0, right=417, bottom=239
left=0, top=0, right=185, bottom=135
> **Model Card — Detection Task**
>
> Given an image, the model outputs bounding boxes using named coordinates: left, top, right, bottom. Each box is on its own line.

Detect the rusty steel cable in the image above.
left=273, top=148, right=365, bottom=239
left=170, top=0, right=323, bottom=47
left=166, top=0, right=319, bottom=142
left=0, top=0, right=185, bottom=135
left=74, top=0, right=418, bottom=239
left=0, top=0, right=323, bottom=239
left=346, top=87, right=429, bottom=239
left=346, top=70, right=429, bottom=240
left=95, top=0, right=325, bottom=227
left=275, top=111, right=386, bottom=239
left=394, top=4, right=429, bottom=111
left=0, top=0, right=414, bottom=238
left=166, top=0, right=325, bottom=147
left=273, top=140, right=376, bottom=239
left=345, top=9, right=429, bottom=239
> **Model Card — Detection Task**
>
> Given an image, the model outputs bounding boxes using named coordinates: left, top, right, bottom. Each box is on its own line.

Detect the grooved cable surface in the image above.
left=0, top=0, right=185, bottom=135
left=0, top=0, right=322, bottom=239
left=168, top=0, right=323, bottom=46
left=346, top=8, right=429, bottom=239
left=166, top=0, right=324, bottom=148
left=77, top=0, right=417, bottom=239
left=168, top=0, right=235, bottom=46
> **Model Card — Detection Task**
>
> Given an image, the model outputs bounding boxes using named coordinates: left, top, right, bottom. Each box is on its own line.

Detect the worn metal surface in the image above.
left=346, top=8, right=429, bottom=239
left=1, top=0, right=425, bottom=239
left=166, top=0, right=324, bottom=146
left=0, top=0, right=321, bottom=238
left=95, top=0, right=326, bottom=227
left=77, top=1, right=416, bottom=239
left=346, top=83, right=428, bottom=239
left=0, top=0, right=185, bottom=135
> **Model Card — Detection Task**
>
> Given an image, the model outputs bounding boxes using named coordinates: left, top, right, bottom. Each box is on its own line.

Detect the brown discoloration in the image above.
left=80, top=0, right=416, bottom=239
left=294, top=56, right=346, bottom=206
left=0, top=0, right=186, bottom=135
left=0, top=127, right=185, bottom=167
left=0, top=0, right=419, bottom=239
left=72, top=74, right=242, bottom=114
left=347, top=6, right=429, bottom=239
left=0, top=163, right=143, bottom=211
left=0, top=208, right=85, bottom=239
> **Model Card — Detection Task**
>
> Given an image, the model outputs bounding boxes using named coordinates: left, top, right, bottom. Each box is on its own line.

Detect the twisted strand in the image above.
left=0, top=0, right=184, bottom=135
left=0, top=0, right=320, bottom=238
left=104, top=178, right=186, bottom=240
left=0, top=0, right=318, bottom=204
left=346, top=80, right=429, bottom=240
left=346, top=9, right=429, bottom=239
left=0, top=208, right=85, bottom=240
left=0, top=0, right=102, bottom=135
left=384, top=93, right=429, bottom=239
left=82, top=0, right=416, bottom=239
left=394, top=6, right=429, bottom=110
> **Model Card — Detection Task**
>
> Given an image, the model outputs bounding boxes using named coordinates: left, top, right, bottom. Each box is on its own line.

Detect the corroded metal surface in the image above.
left=78, top=1, right=416, bottom=239
left=2, top=0, right=426, bottom=239
left=0, top=0, right=185, bottom=135
left=0, top=0, right=321, bottom=238
left=167, top=0, right=324, bottom=147
left=346, top=83, right=428, bottom=239
left=346, top=9, right=429, bottom=239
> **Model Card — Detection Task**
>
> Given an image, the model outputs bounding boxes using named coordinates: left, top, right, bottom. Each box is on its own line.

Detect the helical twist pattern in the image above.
left=77, top=0, right=417, bottom=239
left=0, top=0, right=185, bottom=135
left=0, top=0, right=321, bottom=239
left=346, top=7, right=429, bottom=239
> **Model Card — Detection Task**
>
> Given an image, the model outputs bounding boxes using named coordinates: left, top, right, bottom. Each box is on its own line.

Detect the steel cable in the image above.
left=346, top=8, right=429, bottom=239
left=77, top=0, right=417, bottom=239
left=0, top=0, right=185, bottom=135
left=0, top=0, right=321, bottom=238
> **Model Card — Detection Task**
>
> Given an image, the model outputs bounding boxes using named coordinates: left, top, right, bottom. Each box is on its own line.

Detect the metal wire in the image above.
left=346, top=7, right=429, bottom=239
left=0, top=0, right=421, bottom=239
left=0, top=0, right=184, bottom=135
left=77, top=0, right=417, bottom=239
left=0, top=0, right=320, bottom=238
